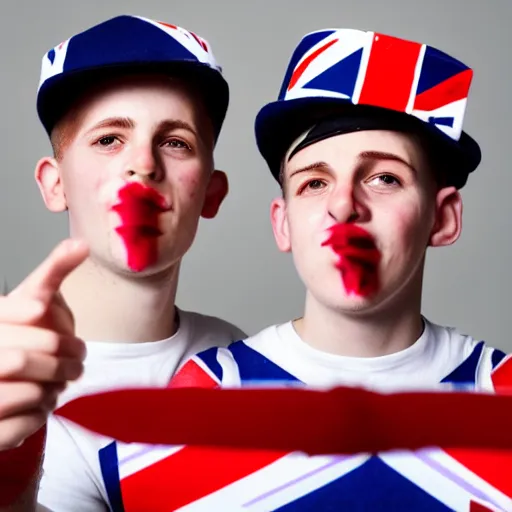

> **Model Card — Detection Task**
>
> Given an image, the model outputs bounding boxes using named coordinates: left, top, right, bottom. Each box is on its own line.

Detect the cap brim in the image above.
left=255, top=97, right=481, bottom=189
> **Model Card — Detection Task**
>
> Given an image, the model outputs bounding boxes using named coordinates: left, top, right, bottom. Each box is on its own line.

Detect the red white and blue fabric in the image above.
left=279, top=29, right=472, bottom=142
left=38, top=15, right=220, bottom=90
left=97, top=341, right=512, bottom=512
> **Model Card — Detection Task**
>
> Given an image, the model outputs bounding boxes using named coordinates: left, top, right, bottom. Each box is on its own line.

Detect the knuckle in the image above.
left=5, top=350, right=29, bottom=376
left=44, top=332, right=62, bottom=354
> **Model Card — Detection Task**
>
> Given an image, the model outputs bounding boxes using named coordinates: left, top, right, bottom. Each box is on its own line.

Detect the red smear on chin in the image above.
left=112, top=182, right=168, bottom=272
left=0, top=426, right=46, bottom=506
left=322, top=224, right=381, bottom=297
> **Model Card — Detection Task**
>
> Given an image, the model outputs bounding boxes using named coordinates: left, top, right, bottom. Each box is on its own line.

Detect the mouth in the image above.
left=322, top=224, right=381, bottom=296
left=322, top=224, right=380, bottom=260
left=111, top=182, right=170, bottom=234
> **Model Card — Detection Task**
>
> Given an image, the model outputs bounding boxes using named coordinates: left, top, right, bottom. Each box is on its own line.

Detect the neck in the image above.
left=296, top=273, right=424, bottom=358
left=61, top=258, right=179, bottom=343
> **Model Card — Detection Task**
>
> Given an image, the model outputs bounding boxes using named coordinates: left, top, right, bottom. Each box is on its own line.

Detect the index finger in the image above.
left=10, top=240, right=89, bottom=302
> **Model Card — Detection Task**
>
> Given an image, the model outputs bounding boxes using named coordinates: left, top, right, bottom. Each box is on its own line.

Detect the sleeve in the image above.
left=477, top=345, right=511, bottom=392
left=37, top=415, right=108, bottom=512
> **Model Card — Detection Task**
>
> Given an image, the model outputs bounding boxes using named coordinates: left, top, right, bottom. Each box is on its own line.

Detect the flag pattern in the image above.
left=36, top=15, right=228, bottom=140
left=38, top=15, right=220, bottom=91
left=96, top=341, right=512, bottom=511
left=280, top=29, right=473, bottom=142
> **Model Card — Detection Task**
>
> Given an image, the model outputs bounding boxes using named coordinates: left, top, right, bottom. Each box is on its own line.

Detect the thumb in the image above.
left=11, top=239, right=89, bottom=304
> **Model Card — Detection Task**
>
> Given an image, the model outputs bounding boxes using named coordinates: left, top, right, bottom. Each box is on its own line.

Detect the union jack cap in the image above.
left=37, top=15, right=228, bottom=140
left=255, top=29, right=481, bottom=188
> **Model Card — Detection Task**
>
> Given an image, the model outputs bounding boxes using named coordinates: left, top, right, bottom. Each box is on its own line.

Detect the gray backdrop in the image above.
left=1, top=0, right=510, bottom=347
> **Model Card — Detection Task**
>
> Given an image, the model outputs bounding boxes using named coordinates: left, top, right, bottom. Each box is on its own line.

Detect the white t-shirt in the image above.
left=37, top=308, right=246, bottom=512
left=96, top=317, right=511, bottom=512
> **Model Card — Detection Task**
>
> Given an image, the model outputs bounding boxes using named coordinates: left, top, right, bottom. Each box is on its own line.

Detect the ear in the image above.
left=429, top=186, right=462, bottom=247
left=270, top=197, right=291, bottom=252
left=34, top=157, right=67, bottom=212
left=201, top=170, right=229, bottom=219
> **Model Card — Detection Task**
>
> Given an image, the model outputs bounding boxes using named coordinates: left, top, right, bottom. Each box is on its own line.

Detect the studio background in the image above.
left=1, top=0, right=509, bottom=347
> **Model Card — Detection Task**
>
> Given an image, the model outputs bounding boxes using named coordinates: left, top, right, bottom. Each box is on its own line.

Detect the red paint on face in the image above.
left=112, top=182, right=168, bottom=272
left=322, top=224, right=381, bottom=297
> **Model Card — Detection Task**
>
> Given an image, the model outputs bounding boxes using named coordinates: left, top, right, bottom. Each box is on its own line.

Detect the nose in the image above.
left=327, top=182, right=360, bottom=224
left=123, top=143, right=163, bottom=183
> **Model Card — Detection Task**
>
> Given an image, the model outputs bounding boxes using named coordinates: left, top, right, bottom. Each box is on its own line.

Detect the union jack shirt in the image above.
left=98, top=318, right=512, bottom=511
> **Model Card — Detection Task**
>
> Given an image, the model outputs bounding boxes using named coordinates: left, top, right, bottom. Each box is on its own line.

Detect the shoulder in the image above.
left=425, top=317, right=509, bottom=390
left=170, top=324, right=284, bottom=388
left=177, top=308, right=247, bottom=354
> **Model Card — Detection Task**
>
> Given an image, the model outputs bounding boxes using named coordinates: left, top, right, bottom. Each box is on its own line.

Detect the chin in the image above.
left=332, top=295, right=382, bottom=315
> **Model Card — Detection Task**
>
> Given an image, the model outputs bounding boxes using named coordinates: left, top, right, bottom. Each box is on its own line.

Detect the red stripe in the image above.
left=470, top=501, right=496, bottom=512
left=358, top=33, right=422, bottom=112
left=157, top=21, right=178, bottom=30
left=168, top=360, right=219, bottom=389
left=413, top=69, right=472, bottom=111
left=120, top=447, right=287, bottom=511
left=445, top=448, right=512, bottom=498
left=287, top=38, right=338, bottom=91
left=491, top=357, right=512, bottom=392
left=190, top=31, right=208, bottom=52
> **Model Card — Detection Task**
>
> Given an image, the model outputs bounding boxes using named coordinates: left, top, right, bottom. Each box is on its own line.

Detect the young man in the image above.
left=0, top=14, right=245, bottom=511
left=89, top=29, right=510, bottom=511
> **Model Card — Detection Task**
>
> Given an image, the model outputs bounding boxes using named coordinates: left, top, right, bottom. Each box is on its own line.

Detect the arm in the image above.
left=0, top=241, right=89, bottom=510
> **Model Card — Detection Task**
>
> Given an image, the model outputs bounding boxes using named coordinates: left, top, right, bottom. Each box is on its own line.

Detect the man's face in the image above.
left=36, top=75, right=228, bottom=276
left=271, top=129, right=462, bottom=314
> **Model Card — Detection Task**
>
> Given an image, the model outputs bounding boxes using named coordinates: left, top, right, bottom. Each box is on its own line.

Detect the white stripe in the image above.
left=285, top=88, right=350, bottom=101
left=380, top=450, right=487, bottom=511
left=406, top=44, right=426, bottom=113
left=118, top=443, right=185, bottom=479
left=217, top=348, right=242, bottom=388
left=176, top=453, right=369, bottom=511
left=427, top=449, right=512, bottom=511
left=351, top=30, right=375, bottom=104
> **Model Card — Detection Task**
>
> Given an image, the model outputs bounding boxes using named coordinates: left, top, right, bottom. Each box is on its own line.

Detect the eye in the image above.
left=299, top=179, right=327, bottom=194
left=367, top=174, right=402, bottom=188
left=162, top=138, right=191, bottom=150
left=98, top=136, right=117, bottom=146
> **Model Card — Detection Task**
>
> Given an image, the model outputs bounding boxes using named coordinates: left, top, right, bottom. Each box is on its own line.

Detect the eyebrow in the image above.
left=83, top=117, right=202, bottom=143
left=288, top=161, right=330, bottom=180
left=286, top=151, right=417, bottom=182
left=157, top=119, right=199, bottom=140
left=359, top=151, right=417, bottom=173
left=84, top=116, right=135, bottom=135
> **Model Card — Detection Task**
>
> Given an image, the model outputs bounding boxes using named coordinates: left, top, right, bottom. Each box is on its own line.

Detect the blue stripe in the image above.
left=98, top=441, right=125, bottom=512
left=491, top=348, right=507, bottom=369
left=228, top=341, right=301, bottom=384
left=275, top=457, right=451, bottom=511
left=196, top=347, right=223, bottom=382
left=440, top=341, right=484, bottom=386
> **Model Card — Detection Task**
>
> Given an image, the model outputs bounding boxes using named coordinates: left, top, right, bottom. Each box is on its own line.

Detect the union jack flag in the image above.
left=280, top=29, right=473, bottom=142
left=38, top=15, right=220, bottom=93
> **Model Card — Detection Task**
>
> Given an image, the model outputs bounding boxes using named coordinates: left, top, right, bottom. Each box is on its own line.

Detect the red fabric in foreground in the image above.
left=55, top=386, right=512, bottom=455
left=0, top=426, right=46, bottom=506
